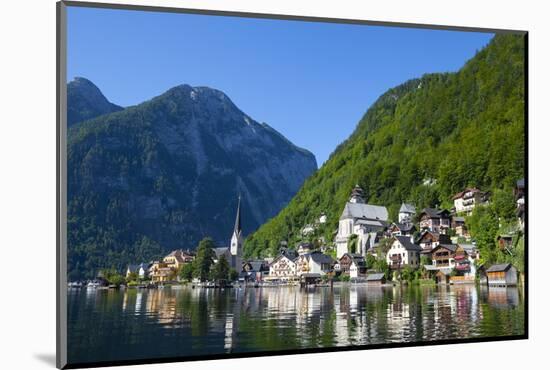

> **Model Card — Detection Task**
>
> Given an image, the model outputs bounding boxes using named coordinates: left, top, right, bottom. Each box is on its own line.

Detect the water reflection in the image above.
left=68, top=284, right=524, bottom=364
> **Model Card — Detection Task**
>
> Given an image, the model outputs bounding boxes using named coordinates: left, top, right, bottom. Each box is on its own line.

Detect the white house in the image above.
left=295, top=251, right=334, bottom=276
left=335, top=185, right=388, bottom=258
left=386, top=236, right=422, bottom=269
left=398, top=203, right=416, bottom=223
left=452, top=188, right=486, bottom=215
left=268, top=254, right=297, bottom=280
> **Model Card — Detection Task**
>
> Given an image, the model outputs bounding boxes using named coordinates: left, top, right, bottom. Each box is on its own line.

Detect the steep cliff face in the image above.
left=67, top=82, right=317, bottom=278
left=67, top=77, right=123, bottom=126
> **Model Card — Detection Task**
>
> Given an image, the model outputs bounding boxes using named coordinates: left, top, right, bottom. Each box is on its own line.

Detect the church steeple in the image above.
left=233, top=195, right=242, bottom=236
left=230, top=195, right=243, bottom=267
left=349, top=184, right=365, bottom=204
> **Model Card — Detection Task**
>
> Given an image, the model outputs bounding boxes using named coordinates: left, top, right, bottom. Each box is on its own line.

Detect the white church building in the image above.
left=335, top=185, right=389, bottom=258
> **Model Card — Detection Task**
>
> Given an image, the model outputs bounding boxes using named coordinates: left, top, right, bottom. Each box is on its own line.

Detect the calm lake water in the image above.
left=67, top=284, right=524, bottom=364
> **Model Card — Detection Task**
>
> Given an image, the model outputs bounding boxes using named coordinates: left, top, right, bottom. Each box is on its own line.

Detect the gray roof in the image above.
left=214, top=247, right=230, bottom=257
left=395, top=235, right=422, bottom=252
left=366, top=273, right=386, bottom=281
left=453, top=216, right=465, bottom=222
left=245, top=260, right=268, bottom=272
left=309, top=251, right=335, bottom=264
left=356, top=219, right=385, bottom=227
left=487, top=263, right=513, bottom=272
left=340, top=202, right=388, bottom=221
left=421, top=208, right=450, bottom=219
left=399, top=203, right=416, bottom=214
left=459, top=244, right=477, bottom=254
left=127, top=264, right=139, bottom=273
left=437, top=244, right=458, bottom=253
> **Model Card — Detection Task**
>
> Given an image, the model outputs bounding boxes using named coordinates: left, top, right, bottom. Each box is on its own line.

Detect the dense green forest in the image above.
left=244, top=34, right=525, bottom=260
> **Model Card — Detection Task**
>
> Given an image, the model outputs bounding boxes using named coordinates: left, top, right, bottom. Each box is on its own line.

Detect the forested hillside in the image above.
left=245, top=34, right=525, bottom=258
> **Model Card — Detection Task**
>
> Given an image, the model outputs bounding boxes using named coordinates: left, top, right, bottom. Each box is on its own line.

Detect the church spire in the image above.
left=233, top=195, right=242, bottom=235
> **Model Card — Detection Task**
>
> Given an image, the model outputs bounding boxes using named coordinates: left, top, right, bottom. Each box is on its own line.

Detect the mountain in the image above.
left=67, top=83, right=317, bottom=279
left=245, top=34, right=525, bottom=258
left=67, top=77, right=123, bottom=126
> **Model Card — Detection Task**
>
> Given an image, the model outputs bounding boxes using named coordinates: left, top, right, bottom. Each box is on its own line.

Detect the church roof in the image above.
left=340, top=202, right=388, bottom=221
left=214, top=247, right=230, bottom=258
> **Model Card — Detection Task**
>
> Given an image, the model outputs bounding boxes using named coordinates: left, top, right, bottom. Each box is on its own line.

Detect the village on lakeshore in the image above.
left=69, top=180, right=526, bottom=291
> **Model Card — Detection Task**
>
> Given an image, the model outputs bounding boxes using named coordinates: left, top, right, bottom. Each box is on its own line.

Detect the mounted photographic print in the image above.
left=56, top=1, right=528, bottom=368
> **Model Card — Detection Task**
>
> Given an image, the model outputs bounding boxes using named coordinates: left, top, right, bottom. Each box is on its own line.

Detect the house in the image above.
left=388, top=222, right=416, bottom=237
left=148, top=261, right=175, bottom=283
left=419, top=208, right=451, bottom=233
left=386, top=235, right=422, bottom=270
left=296, top=251, right=334, bottom=276
left=349, top=257, right=367, bottom=279
left=398, top=203, right=416, bottom=223
left=338, top=253, right=366, bottom=277
left=451, top=216, right=468, bottom=237
left=452, top=188, right=486, bottom=215
left=126, top=264, right=140, bottom=278
left=487, top=263, right=518, bottom=286
left=335, top=185, right=389, bottom=258
left=515, top=178, right=525, bottom=229
left=242, top=260, right=270, bottom=282
left=497, top=234, right=514, bottom=252
left=416, top=230, right=452, bottom=253
left=268, top=253, right=297, bottom=281
left=430, top=244, right=464, bottom=269
left=212, top=196, right=244, bottom=269
left=366, top=273, right=386, bottom=285
left=163, top=249, right=194, bottom=270
left=297, top=242, right=314, bottom=256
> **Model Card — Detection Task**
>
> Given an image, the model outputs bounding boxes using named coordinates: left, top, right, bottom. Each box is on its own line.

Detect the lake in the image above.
left=67, top=284, right=524, bottom=364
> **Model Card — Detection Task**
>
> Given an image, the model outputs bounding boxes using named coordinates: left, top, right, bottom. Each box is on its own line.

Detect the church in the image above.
left=214, top=196, right=243, bottom=270
left=335, top=185, right=389, bottom=258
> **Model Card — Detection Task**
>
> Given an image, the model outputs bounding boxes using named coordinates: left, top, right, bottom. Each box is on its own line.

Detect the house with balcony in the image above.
left=451, top=216, right=468, bottom=237
left=295, top=251, right=335, bottom=277
left=338, top=253, right=366, bottom=278
left=452, top=187, right=487, bottom=215
left=163, top=249, right=195, bottom=271
left=418, top=208, right=451, bottom=233
left=388, top=222, right=417, bottom=237
left=148, top=260, right=175, bottom=283
left=386, top=235, right=422, bottom=270
left=416, top=230, right=452, bottom=253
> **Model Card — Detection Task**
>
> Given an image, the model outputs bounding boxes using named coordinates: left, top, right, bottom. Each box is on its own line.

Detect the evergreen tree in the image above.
left=192, top=238, right=216, bottom=282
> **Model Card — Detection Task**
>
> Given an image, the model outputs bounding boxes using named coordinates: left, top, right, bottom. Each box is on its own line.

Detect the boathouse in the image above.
left=487, top=263, right=518, bottom=286
left=366, top=273, right=386, bottom=285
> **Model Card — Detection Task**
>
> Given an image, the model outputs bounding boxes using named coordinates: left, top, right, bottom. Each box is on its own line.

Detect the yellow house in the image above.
left=163, top=249, right=195, bottom=270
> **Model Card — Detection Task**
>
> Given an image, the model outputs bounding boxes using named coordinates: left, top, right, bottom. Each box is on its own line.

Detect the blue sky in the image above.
left=67, top=6, right=494, bottom=165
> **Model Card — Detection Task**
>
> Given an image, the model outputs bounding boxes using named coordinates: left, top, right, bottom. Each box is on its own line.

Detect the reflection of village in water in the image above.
left=72, top=284, right=523, bottom=360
